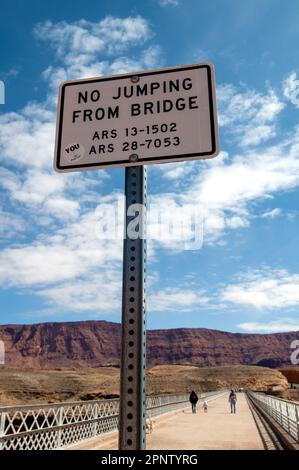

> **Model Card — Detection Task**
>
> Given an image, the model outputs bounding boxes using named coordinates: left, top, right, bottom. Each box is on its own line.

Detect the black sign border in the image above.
left=56, top=64, right=217, bottom=170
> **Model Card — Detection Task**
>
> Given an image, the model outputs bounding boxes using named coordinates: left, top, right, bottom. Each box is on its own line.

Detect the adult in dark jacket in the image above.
left=189, top=390, right=199, bottom=414
left=229, top=390, right=237, bottom=414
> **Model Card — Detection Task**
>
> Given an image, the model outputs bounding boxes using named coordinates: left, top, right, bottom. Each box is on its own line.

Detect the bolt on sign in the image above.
left=54, top=63, right=220, bottom=172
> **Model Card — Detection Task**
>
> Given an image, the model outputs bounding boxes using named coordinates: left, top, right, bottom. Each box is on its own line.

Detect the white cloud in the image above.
left=0, top=165, right=83, bottom=221
left=0, top=107, right=55, bottom=169
left=240, top=124, right=275, bottom=147
left=34, top=16, right=160, bottom=89
left=149, top=287, right=208, bottom=312
left=0, top=210, right=25, bottom=238
left=283, top=72, right=299, bottom=108
left=238, top=319, right=299, bottom=333
left=0, top=203, right=123, bottom=289
left=226, top=215, right=249, bottom=229
left=0, top=244, right=85, bottom=286
left=43, top=48, right=162, bottom=91
left=34, top=16, right=151, bottom=57
left=45, top=197, right=80, bottom=219
left=222, top=268, right=299, bottom=310
left=151, top=129, right=299, bottom=246
left=218, top=84, right=284, bottom=147
left=261, top=208, right=282, bottom=218
left=175, top=125, right=299, bottom=244
left=38, top=271, right=122, bottom=312
left=0, top=167, right=62, bottom=201
left=36, top=278, right=208, bottom=315
left=159, top=0, right=179, bottom=6
left=157, top=161, right=196, bottom=180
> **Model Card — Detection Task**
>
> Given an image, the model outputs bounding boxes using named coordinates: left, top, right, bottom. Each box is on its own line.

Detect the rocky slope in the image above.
left=0, top=365, right=289, bottom=406
left=0, top=320, right=298, bottom=368
left=147, top=365, right=289, bottom=395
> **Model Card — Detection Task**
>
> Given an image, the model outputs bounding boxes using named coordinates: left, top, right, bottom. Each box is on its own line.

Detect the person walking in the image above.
left=189, top=390, right=199, bottom=414
left=203, top=400, right=208, bottom=413
left=229, top=389, right=237, bottom=414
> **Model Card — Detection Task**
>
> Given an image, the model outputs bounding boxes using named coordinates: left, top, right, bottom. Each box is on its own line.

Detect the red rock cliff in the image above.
left=0, top=320, right=297, bottom=368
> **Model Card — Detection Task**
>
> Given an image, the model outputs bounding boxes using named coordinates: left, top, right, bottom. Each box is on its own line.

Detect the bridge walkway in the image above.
left=68, top=393, right=265, bottom=450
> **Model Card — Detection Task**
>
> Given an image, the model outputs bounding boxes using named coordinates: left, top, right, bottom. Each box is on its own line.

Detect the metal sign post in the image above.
left=119, top=165, right=147, bottom=450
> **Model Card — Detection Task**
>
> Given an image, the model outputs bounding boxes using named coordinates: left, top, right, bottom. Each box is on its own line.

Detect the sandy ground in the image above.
left=0, top=365, right=288, bottom=406
left=68, top=394, right=264, bottom=451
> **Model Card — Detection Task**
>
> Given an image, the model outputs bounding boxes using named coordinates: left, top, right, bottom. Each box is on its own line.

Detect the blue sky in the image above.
left=0, top=0, right=299, bottom=333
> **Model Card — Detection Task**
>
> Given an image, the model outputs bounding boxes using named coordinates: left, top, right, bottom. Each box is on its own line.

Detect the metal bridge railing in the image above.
left=0, top=390, right=225, bottom=450
left=247, top=391, right=299, bottom=443
left=146, top=390, right=226, bottom=419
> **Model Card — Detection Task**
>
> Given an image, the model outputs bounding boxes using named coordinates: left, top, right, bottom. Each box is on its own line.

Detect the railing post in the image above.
left=296, top=404, right=299, bottom=443
left=285, top=402, right=290, bottom=435
left=93, top=403, right=98, bottom=437
left=279, top=400, right=283, bottom=426
left=0, top=411, right=6, bottom=450
left=56, top=406, right=63, bottom=449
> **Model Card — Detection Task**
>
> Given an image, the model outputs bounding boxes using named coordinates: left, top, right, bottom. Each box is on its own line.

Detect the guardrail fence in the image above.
left=147, top=390, right=226, bottom=419
left=0, top=390, right=225, bottom=450
left=247, top=391, right=299, bottom=443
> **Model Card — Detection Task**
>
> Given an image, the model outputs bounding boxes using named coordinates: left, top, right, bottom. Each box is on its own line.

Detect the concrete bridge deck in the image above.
left=69, top=393, right=265, bottom=450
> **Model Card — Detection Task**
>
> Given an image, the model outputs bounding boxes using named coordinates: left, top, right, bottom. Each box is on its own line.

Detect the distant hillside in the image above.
left=0, top=320, right=298, bottom=368
left=0, top=365, right=289, bottom=406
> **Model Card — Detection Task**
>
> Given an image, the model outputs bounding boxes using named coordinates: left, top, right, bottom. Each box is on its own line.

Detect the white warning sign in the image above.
left=54, top=62, right=219, bottom=172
